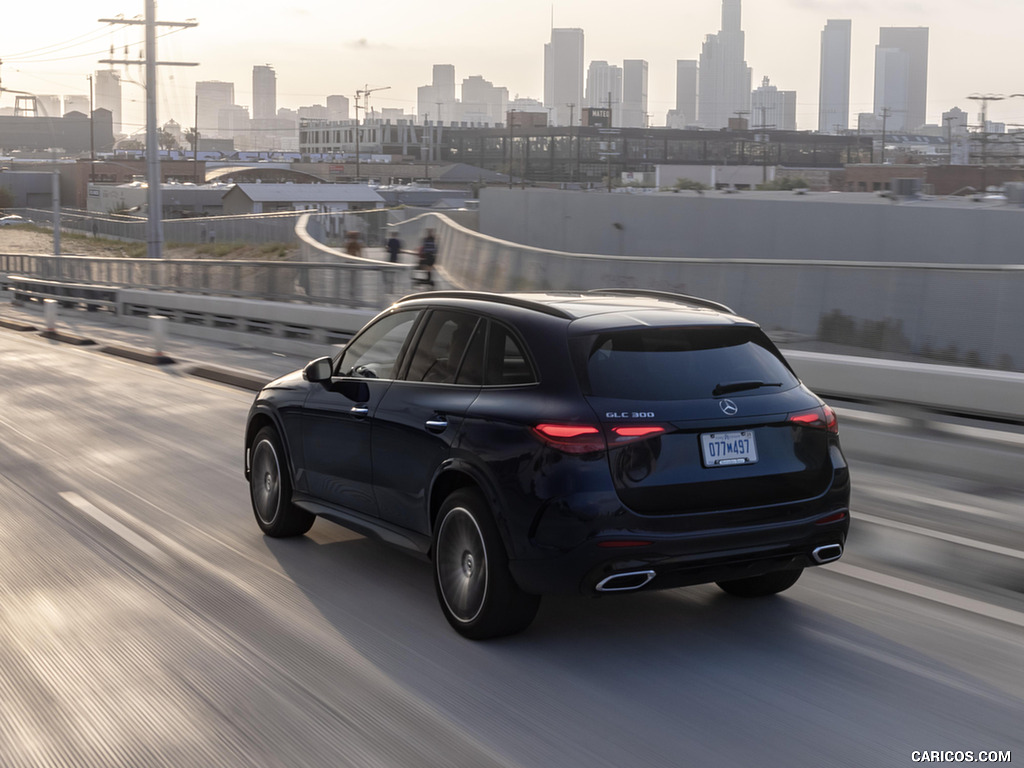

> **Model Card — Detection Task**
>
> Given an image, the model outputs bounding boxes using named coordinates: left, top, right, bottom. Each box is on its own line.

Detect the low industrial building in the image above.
left=220, top=183, right=384, bottom=215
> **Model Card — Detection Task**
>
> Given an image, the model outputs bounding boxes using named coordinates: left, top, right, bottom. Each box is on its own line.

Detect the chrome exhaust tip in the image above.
left=812, top=544, right=843, bottom=564
left=595, top=570, right=656, bottom=593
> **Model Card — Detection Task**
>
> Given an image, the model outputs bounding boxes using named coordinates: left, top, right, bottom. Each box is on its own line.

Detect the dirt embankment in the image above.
left=0, top=228, right=296, bottom=260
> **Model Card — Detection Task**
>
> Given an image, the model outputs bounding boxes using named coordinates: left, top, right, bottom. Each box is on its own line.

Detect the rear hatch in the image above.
left=572, top=324, right=834, bottom=515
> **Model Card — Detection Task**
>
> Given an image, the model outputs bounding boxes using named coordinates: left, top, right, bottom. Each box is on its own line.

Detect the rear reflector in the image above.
left=815, top=510, right=848, bottom=525
left=597, top=540, right=653, bottom=548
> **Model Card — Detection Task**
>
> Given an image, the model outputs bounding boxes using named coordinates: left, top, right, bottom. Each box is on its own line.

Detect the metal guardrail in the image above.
left=7, top=276, right=116, bottom=312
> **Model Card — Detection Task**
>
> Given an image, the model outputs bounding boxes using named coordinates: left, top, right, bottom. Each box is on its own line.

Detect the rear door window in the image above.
left=404, top=310, right=482, bottom=384
left=577, top=326, right=798, bottom=400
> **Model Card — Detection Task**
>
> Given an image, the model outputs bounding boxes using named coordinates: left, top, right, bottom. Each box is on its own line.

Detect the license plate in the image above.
left=700, top=431, right=758, bottom=467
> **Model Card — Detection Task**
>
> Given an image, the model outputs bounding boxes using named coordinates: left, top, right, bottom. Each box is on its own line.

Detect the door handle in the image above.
left=350, top=406, right=369, bottom=417
left=425, top=418, right=448, bottom=432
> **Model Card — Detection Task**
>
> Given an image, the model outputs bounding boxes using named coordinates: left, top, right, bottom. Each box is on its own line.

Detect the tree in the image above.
left=158, top=130, right=179, bottom=151
left=184, top=128, right=199, bottom=152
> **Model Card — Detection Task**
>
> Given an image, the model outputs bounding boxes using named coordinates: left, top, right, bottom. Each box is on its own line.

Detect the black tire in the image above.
left=433, top=488, right=540, bottom=640
left=716, top=568, right=804, bottom=598
left=249, top=426, right=315, bottom=538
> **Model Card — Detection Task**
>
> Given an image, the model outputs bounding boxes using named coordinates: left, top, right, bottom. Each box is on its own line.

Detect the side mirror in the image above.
left=303, top=356, right=333, bottom=383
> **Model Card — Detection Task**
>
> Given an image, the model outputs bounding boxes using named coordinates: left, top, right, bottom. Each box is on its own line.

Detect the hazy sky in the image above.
left=3, top=0, right=1024, bottom=134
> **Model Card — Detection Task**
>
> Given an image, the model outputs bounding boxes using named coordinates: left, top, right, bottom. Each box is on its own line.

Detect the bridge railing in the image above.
left=0, top=251, right=410, bottom=308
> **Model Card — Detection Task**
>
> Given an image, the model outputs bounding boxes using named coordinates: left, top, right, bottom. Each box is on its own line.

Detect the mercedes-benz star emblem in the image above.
left=720, top=399, right=738, bottom=416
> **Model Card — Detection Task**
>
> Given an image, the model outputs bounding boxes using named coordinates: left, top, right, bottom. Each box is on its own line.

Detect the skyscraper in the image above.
left=326, top=95, right=350, bottom=122
left=698, top=0, right=752, bottom=129
left=418, top=64, right=457, bottom=124
left=460, top=75, right=508, bottom=126
left=585, top=61, right=622, bottom=124
left=752, top=77, right=797, bottom=131
left=873, top=27, right=929, bottom=132
left=675, top=60, right=698, bottom=125
left=95, top=69, right=123, bottom=135
left=544, top=28, right=584, bottom=126
left=252, top=65, right=277, bottom=122
left=196, top=81, right=235, bottom=138
left=621, top=60, right=649, bottom=128
left=818, top=20, right=851, bottom=133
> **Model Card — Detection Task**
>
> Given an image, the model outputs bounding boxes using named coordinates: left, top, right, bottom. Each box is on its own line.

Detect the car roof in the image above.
left=394, top=289, right=742, bottom=323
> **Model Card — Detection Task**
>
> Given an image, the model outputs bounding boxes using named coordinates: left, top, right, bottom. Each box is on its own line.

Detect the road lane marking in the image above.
left=858, top=485, right=1016, bottom=521
left=853, top=510, right=1024, bottom=560
left=828, top=562, right=1024, bottom=629
left=60, top=491, right=170, bottom=564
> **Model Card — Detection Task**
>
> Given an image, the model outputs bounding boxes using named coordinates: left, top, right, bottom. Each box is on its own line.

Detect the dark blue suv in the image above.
left=245, top=290, right=850, bottom=639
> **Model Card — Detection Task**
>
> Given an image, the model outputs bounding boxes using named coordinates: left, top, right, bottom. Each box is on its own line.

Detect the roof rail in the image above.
left=586, top=288, right=734, bottom=314
left=395, top=290, right=573, bottom=319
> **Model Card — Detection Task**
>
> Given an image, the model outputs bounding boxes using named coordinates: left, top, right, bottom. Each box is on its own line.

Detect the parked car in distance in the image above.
left=244, top=290, right=851, bottom=639
left=0, top=214, right=26, bottom=226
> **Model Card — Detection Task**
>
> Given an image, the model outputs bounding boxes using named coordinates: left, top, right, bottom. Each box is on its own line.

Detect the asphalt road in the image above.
left=0, top=327, right=1021, bottom=768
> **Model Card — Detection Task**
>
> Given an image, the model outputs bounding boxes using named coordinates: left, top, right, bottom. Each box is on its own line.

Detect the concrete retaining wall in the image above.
left=477, top=187, right=1024, bottom=263
left=391, top=211, right=1024, bottom=371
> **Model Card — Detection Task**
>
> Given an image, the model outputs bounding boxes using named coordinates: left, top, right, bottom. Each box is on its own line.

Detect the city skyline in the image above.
left=3, top=0, right=1024, bottom=135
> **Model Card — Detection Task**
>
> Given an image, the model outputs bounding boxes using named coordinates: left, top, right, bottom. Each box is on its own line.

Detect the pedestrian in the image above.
left=344, top=230, right=363, bottom=258
left=386, top=230, right=402, bottom=263
left=384, top=230, right=402, bottom=293
left=415, top=229, right=437, bottom=287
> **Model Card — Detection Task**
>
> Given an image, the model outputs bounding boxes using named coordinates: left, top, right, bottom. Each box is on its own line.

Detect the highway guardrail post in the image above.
left=150, top=315, right=169, bottom=357
left=43, top=298, right=58, bottom=332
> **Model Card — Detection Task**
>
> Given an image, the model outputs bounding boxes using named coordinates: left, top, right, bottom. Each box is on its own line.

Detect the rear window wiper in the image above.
left=713, top=380, right=783, bottom=396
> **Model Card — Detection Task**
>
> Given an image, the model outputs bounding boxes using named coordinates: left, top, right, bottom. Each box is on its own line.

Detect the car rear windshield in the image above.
left=575, top=326, right=799, bottom=401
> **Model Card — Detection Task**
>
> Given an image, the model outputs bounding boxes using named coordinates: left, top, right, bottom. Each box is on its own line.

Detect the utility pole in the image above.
left=99, top=5, right=197, bottom=260
left=880, top=107, right=891, bottom=164
left=88, top=75, right=95, bottom=183
left=354, top=84, right=390, bottom=182
left=566, top=102, right=575, bottom=183
left=193, top=92, right=200, bottom=184
left=423, top=113, right=429, bottom=181
left=507, top=110, right=515, bottom=189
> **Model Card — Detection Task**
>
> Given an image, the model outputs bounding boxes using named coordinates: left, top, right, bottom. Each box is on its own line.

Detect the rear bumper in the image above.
left=508, top=499, right=850, bottom=596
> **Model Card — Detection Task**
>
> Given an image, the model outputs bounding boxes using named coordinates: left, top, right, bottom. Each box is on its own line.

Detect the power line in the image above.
left=1, top=25, right=117, bottom=60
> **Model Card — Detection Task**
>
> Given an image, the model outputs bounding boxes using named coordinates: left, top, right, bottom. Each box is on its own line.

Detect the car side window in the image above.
left=405, top=311, right=482, bottom=385
left=484, top=323, right=537, bottom=386
left=336, top=311, right=419, bottom=379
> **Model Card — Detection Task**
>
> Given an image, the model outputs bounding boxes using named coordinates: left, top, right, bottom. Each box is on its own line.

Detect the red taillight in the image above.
left=788, top=405, right=839, bottom=434
left=533, top=423, right=667, bottom=453
left=609, top=425, right=666, bottom=444
left=533, top=424, right=605, bottom=454
left=789, top=412, right=820, bottom=425
left=823, top=404, right=838, bottom=434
